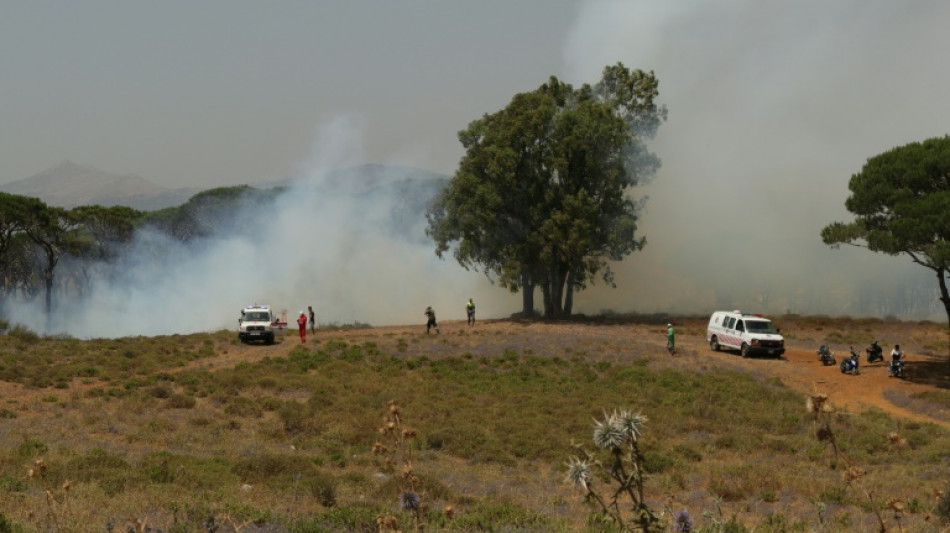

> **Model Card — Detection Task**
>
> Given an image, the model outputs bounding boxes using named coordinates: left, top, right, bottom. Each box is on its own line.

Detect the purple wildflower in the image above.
left=401, top=490, right=421, bottom=510
left=674, top=510, right=693, bottom=533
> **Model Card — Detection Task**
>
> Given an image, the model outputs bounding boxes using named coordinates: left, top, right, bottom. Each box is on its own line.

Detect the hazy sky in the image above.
left=1, top=1, right=579, bottom=187
left=3, top=1, right=950, bottom=332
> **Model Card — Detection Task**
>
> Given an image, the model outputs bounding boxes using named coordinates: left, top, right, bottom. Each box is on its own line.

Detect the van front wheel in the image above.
left=740, top=343, right=750, bottom=358
left=710, top=336, right=721, bottom=352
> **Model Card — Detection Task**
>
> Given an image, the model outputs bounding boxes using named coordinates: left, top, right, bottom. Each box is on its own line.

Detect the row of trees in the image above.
left=0, top=186, right=278, bottom=322
left=426, top=63, right=667, bottom=317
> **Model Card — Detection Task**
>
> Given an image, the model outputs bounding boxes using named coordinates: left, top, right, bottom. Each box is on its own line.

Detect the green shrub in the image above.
left=304, top=471, right=338, bottom=508
left=224, top=396, right=263, bottom=418
left=0, top=512, right=25, bottom=533
left=232, top=454, right=317, bottom=485
left=167, top=393, right=196, bottom=409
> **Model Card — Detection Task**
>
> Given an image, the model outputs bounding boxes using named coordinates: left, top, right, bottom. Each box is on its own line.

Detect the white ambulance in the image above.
left=706, top=310, right=785, bottom=358
left=238, top=304, right=286, bottom=344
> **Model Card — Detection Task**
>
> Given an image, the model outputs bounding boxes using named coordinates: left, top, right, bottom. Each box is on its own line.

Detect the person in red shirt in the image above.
left=296, top=311, right=307, bottom=343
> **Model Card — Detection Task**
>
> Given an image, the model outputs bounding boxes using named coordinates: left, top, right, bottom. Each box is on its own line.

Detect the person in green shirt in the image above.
left=466, top=298, right=476, bottom=326
left=666, top=323, right=675, bottom=355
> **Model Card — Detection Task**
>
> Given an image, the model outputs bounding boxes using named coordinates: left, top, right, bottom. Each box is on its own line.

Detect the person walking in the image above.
left=466, top=298, right=476, bottom=326
left=666, top=323, right=675, bottom=355
left=425, top=306, right=440, bottom=334
left=296, top=311, right=307, bottom=343
left=308, top=305, right=316, bottom=335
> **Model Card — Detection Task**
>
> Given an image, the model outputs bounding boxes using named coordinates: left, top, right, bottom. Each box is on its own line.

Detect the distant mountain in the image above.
left=0, top=161, right=449, bottom=212
left=0, top=161, right=201, bottom=210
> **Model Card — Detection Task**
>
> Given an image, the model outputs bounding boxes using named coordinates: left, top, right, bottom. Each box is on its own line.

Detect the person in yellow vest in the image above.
left=466, top=298, right=475, bottom=326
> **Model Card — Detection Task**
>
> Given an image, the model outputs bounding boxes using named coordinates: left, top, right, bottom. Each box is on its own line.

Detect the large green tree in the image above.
left=427, top=63, right=666, bottom=317
left=821, top=135, right=950, bottom=369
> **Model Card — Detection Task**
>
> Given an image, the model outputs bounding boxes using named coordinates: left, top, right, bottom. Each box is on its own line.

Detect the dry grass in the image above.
left=0, top=316, right=947, bottom=532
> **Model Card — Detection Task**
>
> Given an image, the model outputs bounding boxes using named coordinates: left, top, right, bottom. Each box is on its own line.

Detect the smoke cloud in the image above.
left=10, top=117, right=512, bottom=338
left=559, top=0, right=950, bottom=320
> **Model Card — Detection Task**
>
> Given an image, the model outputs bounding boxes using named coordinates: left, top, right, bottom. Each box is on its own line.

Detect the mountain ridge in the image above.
left=1, top=161, right=449, bottom=211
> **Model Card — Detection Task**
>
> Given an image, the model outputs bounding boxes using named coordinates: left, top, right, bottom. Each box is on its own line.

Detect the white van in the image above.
left=238, top=304, right=286, bottom=344
left=706, top=310, right=785, bottom=358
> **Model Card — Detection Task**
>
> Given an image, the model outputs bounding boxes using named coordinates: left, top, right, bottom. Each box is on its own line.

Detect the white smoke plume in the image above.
left=559, top=0, right=950, bottom=320
left=10, top=117, right=511, bottom=338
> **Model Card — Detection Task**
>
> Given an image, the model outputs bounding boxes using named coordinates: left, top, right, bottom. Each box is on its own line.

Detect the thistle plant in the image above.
left=25, top=458, right=72, bottom=533
left=565, top=409, right=660, bottom=532
left=372, top=400, right=431, bottom=532
left=807, top=392, right=888, bottom=533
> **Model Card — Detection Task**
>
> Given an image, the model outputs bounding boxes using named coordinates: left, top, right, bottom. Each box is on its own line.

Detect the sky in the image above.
left=2, top=1, right=950, bottom=335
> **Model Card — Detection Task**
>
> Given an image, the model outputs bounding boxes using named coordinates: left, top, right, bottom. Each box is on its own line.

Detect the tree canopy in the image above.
left=426, top=63, right=666, bottom=317
left=821, top=135, right=950, bottom=367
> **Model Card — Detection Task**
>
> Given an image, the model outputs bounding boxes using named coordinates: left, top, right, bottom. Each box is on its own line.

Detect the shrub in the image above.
left=304, top=471, right=338, bottom=508
left=936, top=482, right=950, bottom=524
left=167, top=393, right=196, bottom=409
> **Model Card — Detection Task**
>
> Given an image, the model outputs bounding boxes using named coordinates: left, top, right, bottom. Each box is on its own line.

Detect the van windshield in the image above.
left=244, top=311, right=270, bottom=321
left=746, top=320, right=778, bottom=334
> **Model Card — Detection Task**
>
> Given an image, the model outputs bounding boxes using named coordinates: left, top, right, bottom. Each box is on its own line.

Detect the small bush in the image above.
left=167, top=393, right=196, bottom=409
left=304, top=471, right=338, bottom=507
left=7, top=324, right=39, bottom=344
left=936, top=482, right=950, bottom=524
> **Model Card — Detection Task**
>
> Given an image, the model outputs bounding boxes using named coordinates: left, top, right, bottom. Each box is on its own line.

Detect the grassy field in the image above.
left=0, top=316, right=948, bottom=532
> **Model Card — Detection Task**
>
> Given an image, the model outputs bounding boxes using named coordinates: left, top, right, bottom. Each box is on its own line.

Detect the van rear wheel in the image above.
left=710, top=336, right=721, bottom=352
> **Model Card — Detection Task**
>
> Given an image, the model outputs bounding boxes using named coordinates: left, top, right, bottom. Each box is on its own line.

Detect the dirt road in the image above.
left=215, top=317, right=950, bottom=430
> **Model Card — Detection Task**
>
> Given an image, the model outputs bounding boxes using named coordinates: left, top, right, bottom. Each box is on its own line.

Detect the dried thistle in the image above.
left=443, top=505, right=455, bottom=519
left=815, top=425, right=833, bottom=442
left=886, top=498, right=906, bottom=513
left=844, top=466, right=866, bottom=482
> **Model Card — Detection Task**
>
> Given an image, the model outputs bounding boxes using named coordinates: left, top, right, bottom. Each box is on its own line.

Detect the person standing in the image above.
left=297, top=311, right=307, bottom=343
left=466, top=298, right=475, bottom=326
left=308, top=305, right=316, bottom=335
left=666, top=323, right=675, bottom=355
left=425, top=306, right=440, bottom=334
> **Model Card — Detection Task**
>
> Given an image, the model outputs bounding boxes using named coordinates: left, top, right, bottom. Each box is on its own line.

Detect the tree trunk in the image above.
left=44, top=266, right=53, bottom=317
left=937, top=268, right=950, bottom=374
left=552, top=267, right=567, bottom=317
left=542, top=281, right=553, bottom=317
left=565, top=276, right=575, bottom=316
left=521, top=271, right=535, bottom=317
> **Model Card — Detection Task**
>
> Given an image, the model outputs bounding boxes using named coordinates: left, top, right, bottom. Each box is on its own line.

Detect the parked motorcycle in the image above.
left=840, top=346, right=860, bottom=375
left=866, top=340, right=884, bottom=363
left=817, top=344, right=836, bottom=366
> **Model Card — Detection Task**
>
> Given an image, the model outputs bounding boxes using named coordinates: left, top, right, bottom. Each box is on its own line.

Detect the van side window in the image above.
left=736, top=320, right=745, bottom=332
left=726, top=317, right=735, bottom=329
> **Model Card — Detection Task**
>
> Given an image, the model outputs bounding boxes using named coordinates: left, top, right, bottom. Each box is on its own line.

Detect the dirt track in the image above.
left=211, top=317, right=950, bottom=430
left=3, top=317, right=948, bottom=430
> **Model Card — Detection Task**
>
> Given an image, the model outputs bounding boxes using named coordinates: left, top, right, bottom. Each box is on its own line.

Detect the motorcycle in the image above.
left=840, top=346, right=860, bottom=375
left=817, top=344, right=836, bottom=366
left=866, top=341, right=884, bottom=363
left=889, top=358, right=906, bottom=379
